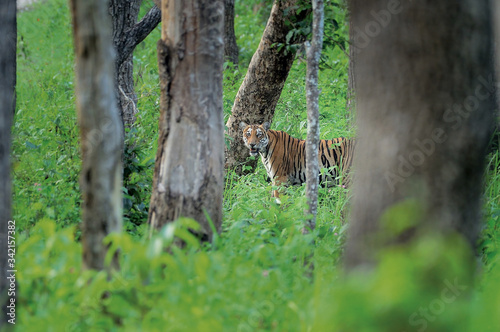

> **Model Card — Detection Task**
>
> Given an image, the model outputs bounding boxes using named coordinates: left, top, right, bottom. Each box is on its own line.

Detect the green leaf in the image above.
left=26, top=141, right=40, bottom=149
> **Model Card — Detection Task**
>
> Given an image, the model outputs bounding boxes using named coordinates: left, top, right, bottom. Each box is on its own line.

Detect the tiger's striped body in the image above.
left=240, top=122, right=355, bottom=198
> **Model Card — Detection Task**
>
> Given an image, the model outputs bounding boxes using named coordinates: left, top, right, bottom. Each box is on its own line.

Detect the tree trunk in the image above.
left=345, top=0, right=496, bottom=269
left=110, top=0, right=161, bottom=128
left=0, top=0, right=16, bottom=326
left=111, top=0, right=141, bottom=128
left=70, top=0, right=123, bottom=270
left=224, top=0, right=239, bottom=64
left=345, top=2, right=356, bottom=120
left=495, top=1, right=500, bottom=79
left=224, top=0, right=310, bottom=175
left=148, top=0, right=224, bottom=241
left=305, top=0, right=324, bottom=231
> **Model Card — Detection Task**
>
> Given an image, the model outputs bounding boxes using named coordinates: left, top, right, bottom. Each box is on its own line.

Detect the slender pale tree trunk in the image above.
left=305, top=0, right=324, bottom=231
left=345, top=0, right=496, bottom=270
left=345, top=3, right=356, bottom=121
left=110, top=0, right=161, bottom=128
left=148, top=0, right=224, bottom=241
left=0, top=0, right=16, bottom=326
left=70, top=0, right=123, bottom=270
left=224, top=0, right=239, bottom=64
left=224, top=0, right=310, bottom=175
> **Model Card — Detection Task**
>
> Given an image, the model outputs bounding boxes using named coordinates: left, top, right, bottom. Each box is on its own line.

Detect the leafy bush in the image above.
left=122, top=128, right=155, bottom=233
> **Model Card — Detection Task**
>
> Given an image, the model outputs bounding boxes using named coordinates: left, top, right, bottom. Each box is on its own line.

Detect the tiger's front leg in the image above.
left=271, top=175, right=288, bottom=204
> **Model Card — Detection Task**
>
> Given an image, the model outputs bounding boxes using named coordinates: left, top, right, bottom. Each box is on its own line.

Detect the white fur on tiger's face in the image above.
left=240, top=122, right=270, bottom=157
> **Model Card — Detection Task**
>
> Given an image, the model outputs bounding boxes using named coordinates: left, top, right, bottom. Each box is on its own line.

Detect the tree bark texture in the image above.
left=345, top=0, right=496, bottom=268
left=148, top=0, right=224, bottom=241
left=224, top=0, right=239, bottom=64
left=0, top=0, right=16, bottom=326
left=110, top=0, right=161, bottom=128
left=70, top=0, right=123, bottom=270
left=305, top=0, right=324, bottom=231
left=224, top=0, right=310, bottom=175
left=345, top=2, right=356, bottom=120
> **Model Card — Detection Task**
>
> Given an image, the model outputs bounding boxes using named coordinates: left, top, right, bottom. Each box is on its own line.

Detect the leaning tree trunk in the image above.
left=345, top=0, right=496, bottom=271
left=0, top=0, right=16, bottom=326
left=224, top=0, right=310, bottom=175
left=110, top=0, right=161, bottom=128
left=70, top=0, right=123, bottom=270
left=148, top=0, right=224, bottom=241
left=305, top=0, right=324, bottom=231
left=224, top=0, right=239, bottom=64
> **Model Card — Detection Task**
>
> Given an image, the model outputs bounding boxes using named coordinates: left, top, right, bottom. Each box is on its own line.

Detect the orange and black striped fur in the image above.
left=240, top=122, right=355, bottom=199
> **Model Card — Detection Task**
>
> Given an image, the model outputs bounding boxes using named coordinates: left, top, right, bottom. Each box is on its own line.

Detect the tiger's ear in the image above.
left=262, top=122, right=270, bottom=131
left=239, top=122, right=248, bottom=130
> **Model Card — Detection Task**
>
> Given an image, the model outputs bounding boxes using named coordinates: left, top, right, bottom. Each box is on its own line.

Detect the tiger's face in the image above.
left=240, top=122, right=270, bottom=157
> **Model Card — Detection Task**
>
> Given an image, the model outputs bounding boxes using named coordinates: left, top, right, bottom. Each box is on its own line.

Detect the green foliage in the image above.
left=480, top=153, right=500, bottom=269
left=234, top=0, right=271, bottom=66
left=122, top=128, right=155, bottom=232
left=273, top=57, right=350, bottom=140
left=312, top=231, right=500, bottom=332
left=17, top=212, right=345, bottom=331
left=12, top=0, right=500, bottom=331
left=16, top=203, right=500, bottom=331
left=222, top=62, right=244, bottom=123
left=321, top=1, right=349, bottom=68
left=14, top=0, right=80, bottom=231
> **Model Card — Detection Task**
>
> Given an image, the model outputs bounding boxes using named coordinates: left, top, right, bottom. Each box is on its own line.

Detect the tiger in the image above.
left=240, top=122, right=355, bottom=201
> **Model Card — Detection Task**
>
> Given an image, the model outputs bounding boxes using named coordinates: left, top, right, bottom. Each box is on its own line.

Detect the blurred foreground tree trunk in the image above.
left=110, top=0, right=161, bottom=128
left=0, top=0, right=16, bottom=326
left=305, top=0, right=324, bottom=231
left=224, top=0, right=310, bottom=175
left=148, top=0, right=224, bottom=241
left=224, top=0, right=239, bottom=64
left=70, top=0, right=123, bottom=270
left=345, top=0, right=496, bottom=268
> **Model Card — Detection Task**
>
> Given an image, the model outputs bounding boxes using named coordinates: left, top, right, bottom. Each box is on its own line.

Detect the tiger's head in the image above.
left=240, top=122, right=270, bottom=157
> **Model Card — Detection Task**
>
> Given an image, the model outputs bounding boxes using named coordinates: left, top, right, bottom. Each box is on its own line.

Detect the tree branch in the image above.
left=116, top=5, right=161, bottom=68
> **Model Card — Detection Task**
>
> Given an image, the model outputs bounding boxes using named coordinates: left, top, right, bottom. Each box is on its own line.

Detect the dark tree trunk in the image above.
left=111, top=0, right=141, bottom=128
left=0, top=1, right=16, bottom=326
left=224, top=0, right=310, bottom=175
left=345, top=0, right=496, bottom=270
left=305, top=0, right=324, bottom=231
left=110, top=0, right=161, bottom=128
left=224, top=0, right=239, bottom=64
left=70, top=0, right=123, bottom=270
left=148, top=0, right=225, bottom=241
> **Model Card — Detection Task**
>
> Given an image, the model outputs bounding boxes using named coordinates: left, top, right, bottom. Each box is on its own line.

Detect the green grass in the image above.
left=11, top=0, right=500, bottom=331
left=14, top=0, right=79, bottom=231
